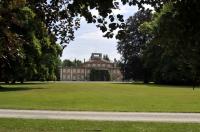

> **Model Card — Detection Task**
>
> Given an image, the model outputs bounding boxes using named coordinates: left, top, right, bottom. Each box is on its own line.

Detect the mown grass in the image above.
left=0, top=118, right=200, bottom=132
left=0, top=82, right=200, bottom=112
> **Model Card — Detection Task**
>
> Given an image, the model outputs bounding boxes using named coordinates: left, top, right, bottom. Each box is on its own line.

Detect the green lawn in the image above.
left=0, top=82, right=200, bottom=112
left=0, top=118, right=199, bottom=132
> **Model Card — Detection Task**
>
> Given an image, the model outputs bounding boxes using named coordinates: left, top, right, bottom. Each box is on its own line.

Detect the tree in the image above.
left=140, top=2, right=200, bottom=85
left=62, top=59, right=74, bottom=67
left=74, top=59, right=82, bottom=67
left=103, top=54, right=110, bottom=61
left=21, top=0, right=167, bottom=46
left=117, top=10, right=152, bottom=82
left=0, top=1, right=62, bottom=83
left=62, top=59, right=82, bottom=67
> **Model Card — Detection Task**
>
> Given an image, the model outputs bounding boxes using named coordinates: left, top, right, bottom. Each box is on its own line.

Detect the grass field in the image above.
left=0, top=118, right=200, bottom=132
left=0, top=82, right=200, bottom=112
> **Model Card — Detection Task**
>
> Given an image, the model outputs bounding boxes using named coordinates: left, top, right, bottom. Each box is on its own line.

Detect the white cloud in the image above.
left=144, top=4, right=154, bottom=10
left=112, top=5, right=129, bottom=14
left=61, top=30, right=119, bottom=61
left=78, top=31, right=103, bottom=40
left=61, top=3, right=139, bottom=62
left=79, top=31, right=100, bottom=39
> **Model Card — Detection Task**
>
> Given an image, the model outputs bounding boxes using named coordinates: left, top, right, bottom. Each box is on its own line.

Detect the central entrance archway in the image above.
left=90, top=69, right=110, bottom=81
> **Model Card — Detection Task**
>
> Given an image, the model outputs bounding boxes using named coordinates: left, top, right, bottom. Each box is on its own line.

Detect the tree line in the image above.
left=117, top=1, right=200, bottom=86
left=0, top=0, right=199, bottom=85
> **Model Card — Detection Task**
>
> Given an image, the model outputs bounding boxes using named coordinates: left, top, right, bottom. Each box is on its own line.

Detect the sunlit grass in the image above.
left=0, top=82, right=199, bottom=112
left=0, top=118, right=200, bottom=132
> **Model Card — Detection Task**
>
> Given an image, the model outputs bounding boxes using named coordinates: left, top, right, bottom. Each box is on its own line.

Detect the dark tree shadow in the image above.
left=112, top=82, right=200, bottom=89
left=111, top=82, right=149, bottom=85
left=0, top=82, right=48, bottom=85
left=111, top=82, right=156, bottom=86
left=0, top=87, right=45, bottom=92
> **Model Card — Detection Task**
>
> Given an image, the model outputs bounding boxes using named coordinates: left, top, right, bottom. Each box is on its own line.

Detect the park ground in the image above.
left=0, top=82, right=200, bottom=112
left=0, top=82, right=200, bottom=131
left=1, top=118, right=200, bottom=132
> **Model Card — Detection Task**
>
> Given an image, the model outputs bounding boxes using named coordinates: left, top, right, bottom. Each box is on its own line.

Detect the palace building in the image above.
left=60, top=53, right=123, bottom=81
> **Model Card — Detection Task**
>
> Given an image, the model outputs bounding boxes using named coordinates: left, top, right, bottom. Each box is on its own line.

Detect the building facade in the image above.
left=60, top=53, right=123, bottom=81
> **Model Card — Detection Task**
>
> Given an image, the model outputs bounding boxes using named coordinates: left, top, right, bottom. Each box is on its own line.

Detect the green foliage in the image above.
left=62, top=59, right=82, bottom=67
left=20, top=7, right=36, bottom=20
left=103, top=54, right=110, bottom=61
left=23, top=0, right=167, bottom=44
left=118, top=1, right=200, bottom=85
left=117, top=10, right=152, bottom=82
left=141, top=1, right=200, bottom=85
left=0, top=2, right=62, bottom=82
left=31, top=34, right=42, bottom=56
left=0, top=0, right=168, bottom=47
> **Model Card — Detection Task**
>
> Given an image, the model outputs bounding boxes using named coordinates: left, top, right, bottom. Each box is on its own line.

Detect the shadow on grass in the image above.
left=0, top=82, right=48, bottom=86
left=111, top=82, right=153, bottom=86
left=112, top=82, right=145, bottom=85
left=112, top=82, right=199, bottom=89
left=0, top=86, right=45, bottom=92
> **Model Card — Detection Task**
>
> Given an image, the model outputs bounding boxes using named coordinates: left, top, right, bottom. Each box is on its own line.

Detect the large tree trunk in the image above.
left=11, top=80, right=16, bottom=84
left=143, top=68, right=149, bottom=84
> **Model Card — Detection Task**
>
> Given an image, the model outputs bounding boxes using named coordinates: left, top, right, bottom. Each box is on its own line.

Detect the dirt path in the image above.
left=0, top=109, right=200, bottom=123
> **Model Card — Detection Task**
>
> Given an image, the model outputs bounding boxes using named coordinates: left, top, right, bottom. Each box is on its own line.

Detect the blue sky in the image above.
left=61, top=5, right=138, bottom=62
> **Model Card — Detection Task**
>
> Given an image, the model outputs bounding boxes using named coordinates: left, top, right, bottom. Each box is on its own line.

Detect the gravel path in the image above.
left=0, top=109, right=200, bottom=123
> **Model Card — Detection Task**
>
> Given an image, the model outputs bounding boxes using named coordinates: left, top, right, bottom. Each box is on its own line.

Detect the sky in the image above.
left=61, top=4, right=138, bottom=62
